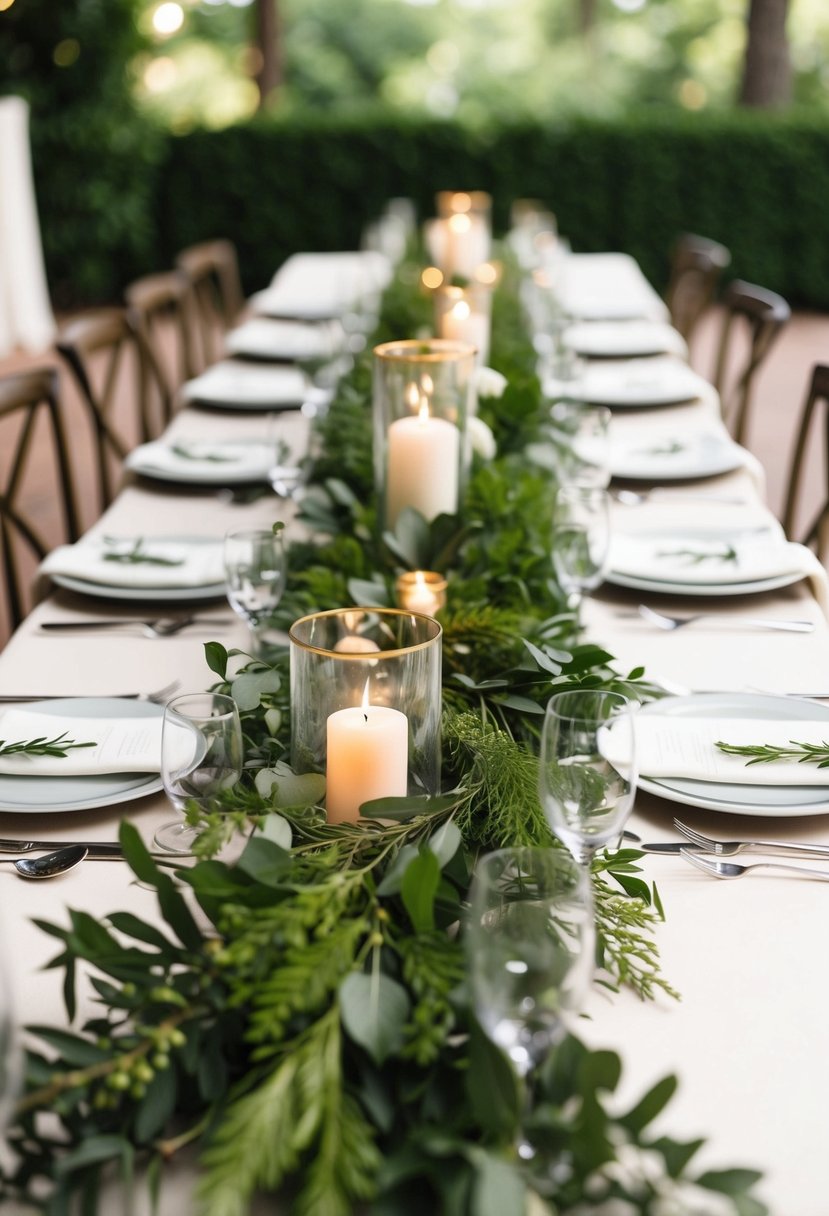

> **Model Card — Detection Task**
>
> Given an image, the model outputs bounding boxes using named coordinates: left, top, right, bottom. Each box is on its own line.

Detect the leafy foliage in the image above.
left=0, top=254, right=766, bottom=1216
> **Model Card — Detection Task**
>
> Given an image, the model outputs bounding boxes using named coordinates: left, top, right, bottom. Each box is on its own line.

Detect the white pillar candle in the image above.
left=326, top=698, right=408, bottom=825
left=446, top=212, right=490, bottom=279
left=386, top=404, right=460, bottom=528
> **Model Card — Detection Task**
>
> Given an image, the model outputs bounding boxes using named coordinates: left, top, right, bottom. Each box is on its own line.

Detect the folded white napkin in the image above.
left=563, top=321, right=688, bottom=360
left=615, top=715, right=829, bottom=786
left=0, top=709, right=162, bottom=776
left=126, top=440, right=272, bottom=482
left=608, top=530, right=810, bottom=586
left=40, top=537, right=225, bottom=589
left=224, top=318, right=342, bottom=362
left=181, top=361, right=307, bottom=407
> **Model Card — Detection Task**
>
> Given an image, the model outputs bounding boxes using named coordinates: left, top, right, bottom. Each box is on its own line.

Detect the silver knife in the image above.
left=0, top=838, right=123, bottom=859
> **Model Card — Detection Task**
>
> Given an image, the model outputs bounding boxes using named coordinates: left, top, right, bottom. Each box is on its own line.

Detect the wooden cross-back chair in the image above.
left=175, top=239, right=244, bottom=367
left=124, top=269, right=202, bottom=428
left=713, top=279, right=790, bottom=446
left=0, top=367, right=80, bottom=632
left=56, top=307, right=153, bottom=514
left=664, top=232, right=731, bottom=344
left=782, top=364, right=829, bottom=563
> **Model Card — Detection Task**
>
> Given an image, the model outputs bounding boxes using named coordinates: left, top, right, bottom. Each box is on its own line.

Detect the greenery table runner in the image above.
left=1, top=257, right=767, bottom=1216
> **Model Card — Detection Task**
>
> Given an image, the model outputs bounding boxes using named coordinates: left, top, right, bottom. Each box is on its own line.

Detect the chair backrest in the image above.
left=56, top=307, right=149, bottom=513
left=175, top=239, right=244, bottom=367
left=664, top=232, right=731, bottom=343
left=124, top=270, right=202, bottom=424
left=782, top=364, right=829, bottom=561
left=712, top=278, right=791, bottom=445
left=0, top=367, right=80, bottom=633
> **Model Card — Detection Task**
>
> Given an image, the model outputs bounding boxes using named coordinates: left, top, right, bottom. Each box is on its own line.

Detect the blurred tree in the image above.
left=739, top=0, right=791, bottom=106
left=254, top=0, right=282, bottom=105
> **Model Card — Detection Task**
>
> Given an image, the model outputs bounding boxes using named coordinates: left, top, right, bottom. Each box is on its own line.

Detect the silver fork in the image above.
left=673, top=818, right=829, bottom=860
left=679, top=847, right=829, bottom=882
left=39, top=616, right=233, bottom=638
left=638, top=604, right=815, bottom=633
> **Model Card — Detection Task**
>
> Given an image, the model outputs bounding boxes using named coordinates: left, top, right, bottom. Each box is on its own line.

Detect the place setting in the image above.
left=561, top=318, right=688, bottom=360
left=224, top=317, right=346, bottom=364
left=180, top=359, right=310, bottom=411
left=606, top=421, right=749, bottom=482
left=624, top=690, right=829, bottom=819
left=543, top=354, right=709, bottom=409
left=604, top=521, right=828, bottom=602
left=38, top=534, right=228, bottom=603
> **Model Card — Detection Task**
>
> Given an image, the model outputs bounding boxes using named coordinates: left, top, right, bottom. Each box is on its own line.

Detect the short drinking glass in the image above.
left=539, top=689, right=637, bottom=866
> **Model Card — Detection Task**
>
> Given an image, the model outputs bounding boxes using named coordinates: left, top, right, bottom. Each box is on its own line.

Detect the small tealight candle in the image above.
left=396, top=571, right=447, bottom=616
left=325, top=681, right=408, bottom=825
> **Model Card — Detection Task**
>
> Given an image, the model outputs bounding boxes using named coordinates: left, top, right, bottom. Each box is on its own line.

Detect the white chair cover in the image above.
left=0, top=95, right=56, bottom=355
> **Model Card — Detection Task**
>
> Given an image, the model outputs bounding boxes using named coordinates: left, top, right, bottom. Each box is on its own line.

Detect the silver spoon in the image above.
left=2, top=844, right=89, bottom=879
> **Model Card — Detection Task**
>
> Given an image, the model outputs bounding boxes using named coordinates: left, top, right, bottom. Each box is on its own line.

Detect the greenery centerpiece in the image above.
left=0, top=255, right=767, bottom=1216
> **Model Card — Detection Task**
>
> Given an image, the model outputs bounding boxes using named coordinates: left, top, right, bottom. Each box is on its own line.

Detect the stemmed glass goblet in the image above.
left=552, top=483, right=610, bottom=627
left=539, top=689, right=638, bottom=866
left=224, top=527, right=286, bottom=654
left=549, top=401, right=611, bottom=489
left=154, top=692, right=243, bottom=854
left=466, top=846, right=594, bottom=1183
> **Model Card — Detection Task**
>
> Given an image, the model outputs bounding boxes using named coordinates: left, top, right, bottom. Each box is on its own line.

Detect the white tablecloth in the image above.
left=2, top=256, right=828, bottom=1215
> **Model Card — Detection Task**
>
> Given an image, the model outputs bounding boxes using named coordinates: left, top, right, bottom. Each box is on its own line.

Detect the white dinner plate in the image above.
left=49, top=536, right=227, bottom=603
left=637, top=693, right=829, bottom=816
left=604, top=567, right=805, bottom=598
left=0, top=698, right=164, bottom=814
left=608, top=431, right=745, bottom=481
left=125, top=440, right=272, bottom=486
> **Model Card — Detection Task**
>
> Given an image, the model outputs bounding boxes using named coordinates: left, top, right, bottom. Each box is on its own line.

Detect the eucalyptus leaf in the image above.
left=204, top=641, right=228, bottom=680
left=339, top=972, right=410, bottom=1065
left=348, top=577, right=391, bottom=606
left=427, top=819, right=461, bottom=869
left=231, top=668, right=282, bottom=711
left=254, top=811, right=293, bottom=851
left=237, top=836, right=293, bottom=886
left=254, top=765, right=326, bottom=809
left=360, top=793, right=461, bottom=821
left=401, top=849, right=440, bottom=931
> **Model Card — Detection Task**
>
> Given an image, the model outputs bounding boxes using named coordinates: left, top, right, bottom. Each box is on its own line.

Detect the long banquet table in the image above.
left=2, top=252, right=829, bottom=1215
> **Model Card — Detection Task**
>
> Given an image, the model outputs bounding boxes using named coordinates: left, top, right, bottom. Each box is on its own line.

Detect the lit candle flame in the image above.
left=361, top=678, right=370, bottom=722
left=405, top=382, right=420, bottom=411
left=452, top=299, right=471, bottom=321
left=422, top=266, right=444, bottom=290
left=414, top=571, right=426, bottom=590
left=418, top=398, right=431, bottom=421
left=452, top=192, right=472, bottom=213
left=449, top=212, right=471, bottom=234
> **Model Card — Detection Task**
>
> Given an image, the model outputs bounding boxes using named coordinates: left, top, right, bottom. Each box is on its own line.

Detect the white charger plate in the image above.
left=0, top=698, right=163, bottom=813
left=637, top=693, right=829, bottom=816
left=608, top=431, right=745, bottom=481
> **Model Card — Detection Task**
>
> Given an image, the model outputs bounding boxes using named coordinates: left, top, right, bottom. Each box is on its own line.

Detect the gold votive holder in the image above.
left=289, top=608, right=443, bottom=825
left=395, top=571, right=448, bottom=616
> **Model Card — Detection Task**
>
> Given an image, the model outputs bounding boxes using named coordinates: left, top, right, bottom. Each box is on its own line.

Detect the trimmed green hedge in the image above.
left=29, top=109, right=829, bottom=310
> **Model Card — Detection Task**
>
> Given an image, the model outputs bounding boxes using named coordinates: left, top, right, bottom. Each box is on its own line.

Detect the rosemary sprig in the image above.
left=0, top=732, right=96, bottom=758
left=637, top=440, right=684, bottom=456
left=102, top=538, right=184, bottom=566
left=656, top=544, right=738, bottom=565
left=171, top=443, right=236, bottom=463
left=715, top=738, right=829, bottom=767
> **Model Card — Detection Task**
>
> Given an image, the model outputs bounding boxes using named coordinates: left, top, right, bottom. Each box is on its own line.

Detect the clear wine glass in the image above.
left=548, top=401, right=611, bottom=489
left=224, top=528, right=286, bottom=653
left=539, top=689, right=638, bottom=866
left=154, top=692, right=243, bottom=854
left=552, top=483, right=610, bottom=626
left=466, top=846, right=594, bottom=1182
